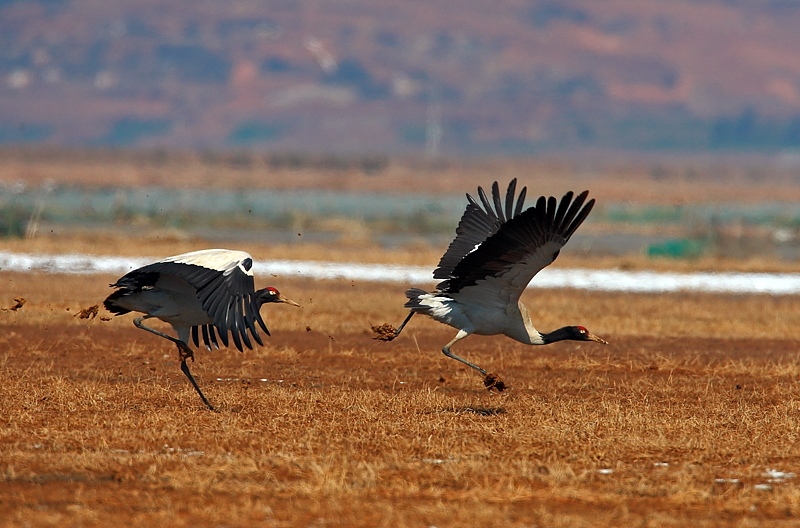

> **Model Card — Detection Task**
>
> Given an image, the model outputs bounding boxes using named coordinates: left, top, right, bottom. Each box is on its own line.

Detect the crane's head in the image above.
left=543, top=325, right=608, bottom=344
left=569, top=325, right=607, bottom=344
left=257, top=287, right=300, bottom=307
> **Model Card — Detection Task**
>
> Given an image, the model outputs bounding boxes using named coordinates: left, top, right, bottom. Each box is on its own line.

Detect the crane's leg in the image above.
left=372, top=311, right=415, bottom=341
left=441, top=330, right=487, bottom=376
left=179, top=355, right=216, bottom=411
left=133, top=316, right=216, bottom=411
left=133, top=315, right=187, bottom=350
left=393, top=311, right=415, bottom=337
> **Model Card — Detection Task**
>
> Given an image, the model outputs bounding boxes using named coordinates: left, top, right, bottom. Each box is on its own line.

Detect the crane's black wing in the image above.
left=437, top=190, right=594, bottom=307
left=433, top=179, right=527, bottom=281
left=128, top=249, right=269, bottom=351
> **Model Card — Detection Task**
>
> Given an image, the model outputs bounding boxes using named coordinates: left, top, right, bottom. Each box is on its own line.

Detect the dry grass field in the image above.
left=3, top=235, right=800, bottom=527
left=3, top=152, right=800, bottom=526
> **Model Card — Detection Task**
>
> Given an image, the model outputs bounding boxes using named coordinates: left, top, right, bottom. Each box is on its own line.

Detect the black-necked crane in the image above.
left=375, top=179, right=607, bottom=391
left=104, top=248, right=299, bottom=410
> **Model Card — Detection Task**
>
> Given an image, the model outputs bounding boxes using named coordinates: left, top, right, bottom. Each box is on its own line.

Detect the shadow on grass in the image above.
left=445, top=406, right=506, bottom=416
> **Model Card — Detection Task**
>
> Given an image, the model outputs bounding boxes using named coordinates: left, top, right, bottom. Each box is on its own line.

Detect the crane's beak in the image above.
left=278, top=294, right=300, bottom=307
left=587, top=332, right=608, bottom=345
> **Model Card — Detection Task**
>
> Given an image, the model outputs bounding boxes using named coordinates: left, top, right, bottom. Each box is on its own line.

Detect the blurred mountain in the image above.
left=2, top=0, right=800, bottom=156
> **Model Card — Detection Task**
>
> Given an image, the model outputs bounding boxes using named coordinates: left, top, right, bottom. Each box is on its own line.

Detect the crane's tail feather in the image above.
left=404, top=288, right=431, bottom=313
left=404, top=288, right=454, bottom=320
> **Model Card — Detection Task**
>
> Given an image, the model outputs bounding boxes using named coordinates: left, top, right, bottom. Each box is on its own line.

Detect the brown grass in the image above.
left=3, top=246, right=800, bottom=526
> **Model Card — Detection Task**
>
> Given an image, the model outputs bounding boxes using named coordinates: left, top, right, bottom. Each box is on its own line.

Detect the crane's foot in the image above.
left=483, top=372, right=507, bottom=392
left=371, top=323, right=399, bottom=341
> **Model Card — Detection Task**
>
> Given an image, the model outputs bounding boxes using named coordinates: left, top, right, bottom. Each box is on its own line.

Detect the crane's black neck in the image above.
left=541, top=326, right=582, bottom=344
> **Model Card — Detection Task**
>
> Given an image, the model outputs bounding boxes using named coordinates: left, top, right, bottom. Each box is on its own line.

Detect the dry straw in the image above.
left=2, top=261, right=800, bottom=526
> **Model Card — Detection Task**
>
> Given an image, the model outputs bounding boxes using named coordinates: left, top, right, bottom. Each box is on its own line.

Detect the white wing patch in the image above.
left=466, top=242, right=482, bottom=257
left=418, top=293, right=455, bottom=320
left=161, top=249, right=253, bottom=275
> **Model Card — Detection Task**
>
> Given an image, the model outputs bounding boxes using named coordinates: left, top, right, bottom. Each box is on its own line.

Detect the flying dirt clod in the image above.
left=371, top=323, right=399, bottom=341
left=483, top=373, right=507, bottom=392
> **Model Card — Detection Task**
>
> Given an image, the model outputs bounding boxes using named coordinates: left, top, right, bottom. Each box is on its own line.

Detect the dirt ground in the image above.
left=2, top=263, right=800, bottom=527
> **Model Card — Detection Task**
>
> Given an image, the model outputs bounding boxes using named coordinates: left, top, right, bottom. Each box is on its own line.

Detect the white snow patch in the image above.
left=4, top=251, right=800, bottom=294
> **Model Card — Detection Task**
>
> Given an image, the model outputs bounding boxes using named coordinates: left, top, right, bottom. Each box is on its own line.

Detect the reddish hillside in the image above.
left=2, top=0, right=800, bottom=155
